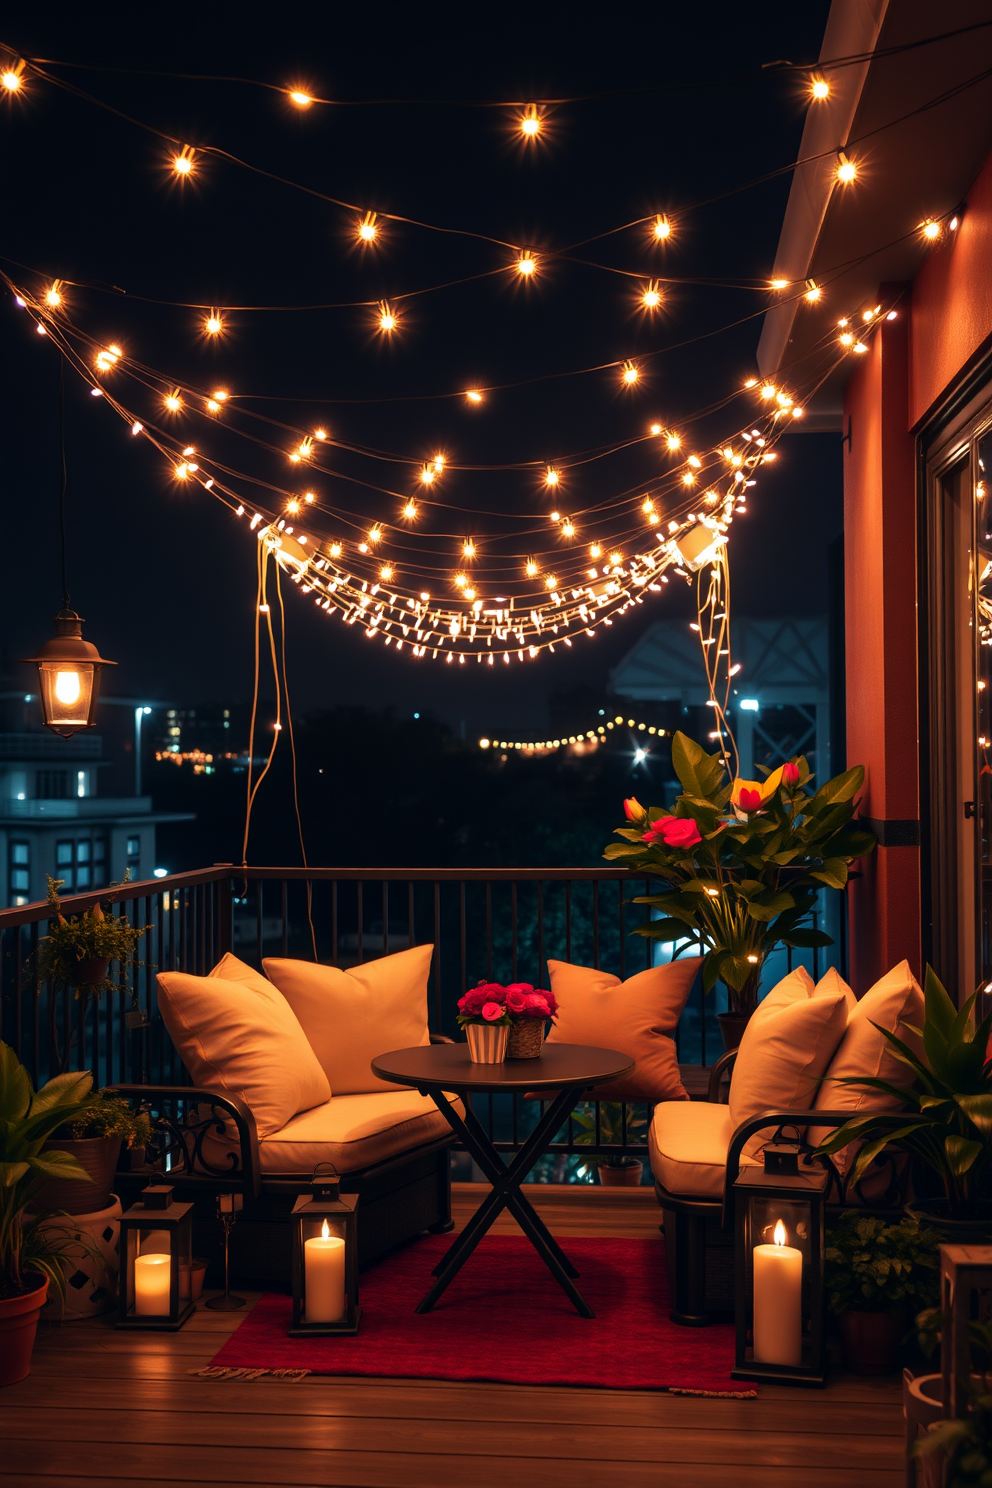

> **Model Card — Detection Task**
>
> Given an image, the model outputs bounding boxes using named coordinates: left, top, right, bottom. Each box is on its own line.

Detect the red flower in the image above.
left=643, top=817, right=702, bottom=849
left=623, top=797, right=646, bottom=821
left=458, top=983, right=505, bottom=1015
left=782, top=761, right=800, bottom=786
left=737, top=787, right=762, bottom=812
left=481, top=1001, right=505, bottom=1022
left=505, top=988, right=530, bottom=1013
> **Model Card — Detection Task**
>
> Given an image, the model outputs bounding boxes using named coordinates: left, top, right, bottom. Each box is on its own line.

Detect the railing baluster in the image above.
left=459, top=882, right=467, bottom=995
left=485, top=883, right=492, bottom=981
left=281, top=881, right=289, bottom=957
left=356, top=881, right=364, bottom=964
left=592, top=879, right=600, bottom=968
left=433, top=882, right=442, bottom=1030
left=382, top=881, right=389, bottom=956
left=511, top=881, right=518, bottom=982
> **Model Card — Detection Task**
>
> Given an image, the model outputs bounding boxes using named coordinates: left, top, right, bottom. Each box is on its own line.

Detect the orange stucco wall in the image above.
left=843, top=304, right=922, bottom=989
left=910, top=146, right=992, bottom=428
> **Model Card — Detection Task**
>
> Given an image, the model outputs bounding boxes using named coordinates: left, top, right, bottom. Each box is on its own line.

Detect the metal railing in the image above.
left=0, top=864, right=828, bottom=1172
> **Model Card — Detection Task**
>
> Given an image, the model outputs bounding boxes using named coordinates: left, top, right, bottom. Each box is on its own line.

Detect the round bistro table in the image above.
left=371, top=1042, right=633, bottom=1318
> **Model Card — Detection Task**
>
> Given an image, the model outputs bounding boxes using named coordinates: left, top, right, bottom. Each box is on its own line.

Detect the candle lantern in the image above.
left=731, top=1144, right=828, bottom=1385
left=290, top=1164, right=361, bottom=1336
left=117, top=1184, right=195, bottom=1331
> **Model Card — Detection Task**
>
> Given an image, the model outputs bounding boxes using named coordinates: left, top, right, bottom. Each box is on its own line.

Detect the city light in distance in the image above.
left=810, top=77, right=830, bottom=100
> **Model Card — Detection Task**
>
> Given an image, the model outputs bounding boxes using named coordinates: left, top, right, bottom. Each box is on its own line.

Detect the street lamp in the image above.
left=22, top=610, right=116, bottom=739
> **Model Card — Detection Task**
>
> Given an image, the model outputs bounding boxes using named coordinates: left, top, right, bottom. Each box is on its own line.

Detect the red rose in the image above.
left=524, top=993, right=551, bottom=1017
left=482, top=1001, right=505, bottom=1022
left=643, top=817, right=702, bottom=849
left=505, top=988, right=530, bottom=1013
left=737, top=787, right=762, bottom=812
left=782, top=761, right=800, bottom=786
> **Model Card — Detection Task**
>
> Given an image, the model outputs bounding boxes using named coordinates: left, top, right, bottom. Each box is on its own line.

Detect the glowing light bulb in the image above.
left=131, top=422, right=143, bottom=436
left=550, top=511, right=560, bottom=521
left=688, top=454, right=702, bottom=467
left=649, top=423, right=662, bottom=436
left=45, top=282, right=63, bottom=308
left=164, top=391, right=183, bottom=413
left=54, top=670, right=81, bottom=706
left=666, top=432, right=681, bottom=451
left=207, top=399, right=221, bottom=412
left=804, top=281, right=822, bottom=302
left=377, top=301, right=398, bottom=333
left=641, top=282, right=662, bottom=310
left=289, top=89, right=314, bottom=108
left=642, top=497, right=655, bottom=514
left=761, top=384, right=776, bottom=399
left=357, top=211, right=378, bottom=243
left=653, top=215, right=671, bottom=240
left=839, top=332, right=854, bottom=346
left=608, top=551, right=622, bottom=567
left=286, top=498, right=301, bottom=515
left=212, top=389, right=229, bottom=402
left=204, top=312, right=223, bottom=335
left=403, top=501, right=418, bottom=519
left=769, top=278, right=789, bottom=290
left=172, top=148, right=195, bottom=177
left=810, top=77, right=829, bottom=100
left=526, top=560, right=539, bottom=577
left=368, top=526, right=382, bottom=544
left=545, top=574, right=558, bottom=590
left=922, top=219, right=941, bottom=240
left=420, top=465, right=436, bottom=485
left=545, top=467, right=560, bottom=487
left=519, top=106, right=542, bottom=138
left=454, top=572, right=467, bottom=589
left=589, top=543, right=602, bottom=559
left=791, top=405, right=804, bottom=418
left=329, top=542, right=342, bottom=558
left=561, top=520, right=575, bottom=538
left=466, top=389, right=483, bottom=404
left=463, top=540, right=476, bottom=560
left=380, top=564, right=394, bottom=581
left=433, top=454, right=445, bottom=471
left=621, top=361, right=640, bottom=385
left=516, top=252, right=538, bottom=277
left=2, top=67, right=23, bottom=93
left=304, top=491, right=315, bottom=503
left=836, top=153, right=857, bottom=184
left=682, top=472, right=695, bottom=486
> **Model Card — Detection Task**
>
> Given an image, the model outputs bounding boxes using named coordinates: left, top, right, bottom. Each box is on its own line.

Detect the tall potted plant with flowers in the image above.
left=604, top=732, right=875, bottom=1047
left=456, top=981, right=557, bottom=1062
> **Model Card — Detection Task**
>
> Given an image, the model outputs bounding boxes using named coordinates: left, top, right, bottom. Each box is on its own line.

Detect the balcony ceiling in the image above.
left=756, top=0, right=992, bottom=427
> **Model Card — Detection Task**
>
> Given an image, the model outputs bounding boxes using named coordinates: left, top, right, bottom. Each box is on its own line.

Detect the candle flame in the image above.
left=321, top=1219, right=330, bottom=1240
left=773, top=1219, right=787, bottom=1247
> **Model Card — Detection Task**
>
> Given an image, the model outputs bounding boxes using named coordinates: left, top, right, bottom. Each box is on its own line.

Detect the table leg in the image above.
left=417, top=1085, right=595, bottom=1318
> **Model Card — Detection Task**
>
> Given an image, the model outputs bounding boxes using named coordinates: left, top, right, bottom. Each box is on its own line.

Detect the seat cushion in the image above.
left=649, top=1100, right=736, bottom=1199
left=729, top=976, right=850, bottom=1162
left=809, top=960, right=924, bottom=1174
left=257, top=1091, right=461, bottom=1175
left=544, top=958, right=698, bottom=1102
left=263, top=946, right=433, bottom=1096
left=156, top=958, right=330, bottom=1138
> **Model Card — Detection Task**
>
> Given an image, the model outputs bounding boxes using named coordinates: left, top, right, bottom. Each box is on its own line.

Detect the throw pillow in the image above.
left=263, top=944, right=434, bottom=1094
left=543, top=958, right=700, bottom=1102
left=809, top=959, right=924, bottom=1174
left=729, top=983, right=850, bottom=1161
left=812, top=966, right=857, bottom=1017
left=156, top=959, right=330, bottom=1137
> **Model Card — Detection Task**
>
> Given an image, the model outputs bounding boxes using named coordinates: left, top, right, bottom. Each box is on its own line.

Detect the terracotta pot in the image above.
left=598, top=1159, right=643, bottom=1187
left=33, top=1135, right=122, bottom=1216
left=71, top=958, right=109, bottom=988
left=838, top=1310, right=908, bottom=1375
left=717, top=1011, right=752, bottom=1052
left=0, top=1274, right=49, bottom=1387
left=506, top=1020, right=545, bottom=1059
left=40, top=1195, right=121, bottom=1320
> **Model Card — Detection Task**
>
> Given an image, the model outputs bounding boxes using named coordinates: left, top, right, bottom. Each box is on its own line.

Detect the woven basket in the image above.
left=506, top=1019, right=545, bottom=1059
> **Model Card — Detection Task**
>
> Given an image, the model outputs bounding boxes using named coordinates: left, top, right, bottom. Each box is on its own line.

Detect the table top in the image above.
left=371, top=1041, right=634, bottom=1094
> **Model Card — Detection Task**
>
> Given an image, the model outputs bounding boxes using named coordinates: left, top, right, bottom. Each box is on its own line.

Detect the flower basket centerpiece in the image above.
left=456, top=982, right=558, bottom=1063
left=604, top=732, right=875, bottom=1040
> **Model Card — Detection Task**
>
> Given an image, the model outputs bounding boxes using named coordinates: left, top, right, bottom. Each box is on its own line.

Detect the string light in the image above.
left=357, top=211, right=378, bottom=243
left=163, top=390, right=183, bottom=413
left=465, top=389, right=484, bottom=404
left=516, top=252, right=538, bottom=277
left=419, top=464, right=436, bottom=485
left=809, top=77, right=830, bottom=100
left=204, top=311, right=224, bottom=335
left=653, top=215, right=672, bottom=240
left=769, top=278, right=789, bottom=290
left=641, top=282, right=663, bottom=310
left=377, top=301, right=398, bottom=333
left=525, top=560, right=539, bottom=577
left=403, top=500, right=418, bottom=519
left=213, top=388, right=229, bottom=403
left=835, top=153, right=857, bottom=184
left=172, top=147, right=196, bottom=178
left=288, top=89, right=314, bottom=109
left=463, top=539, right=476, bottom=560
left=666, top=432, right=681, bottom=451
left=921, top=218, right=941, bottom=240
left=621, top=361, right=640, bottom=386
left=589, top=543, right=602, bottom=559
left=561, top=520, right=575, bottom=538
left=480, top=715, right=670, bottom=753
left=380, top=564, right=394, bottom=581
left=2, top=64, right=24, bottom=93
left=804, top=280, right=822, bottom=302
left=544, top=467, right=560, bottom=488
left=518, top=106, right=543, bottom=139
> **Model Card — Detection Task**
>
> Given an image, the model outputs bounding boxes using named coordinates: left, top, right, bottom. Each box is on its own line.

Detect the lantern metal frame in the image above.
left=117, top=1184, right=195, bottom=1332
left=22, top=609, right=116, bottom=738
left=731, top=1147, right=828, bottom=1386
left=290, top=1165, right=361, bottom=1336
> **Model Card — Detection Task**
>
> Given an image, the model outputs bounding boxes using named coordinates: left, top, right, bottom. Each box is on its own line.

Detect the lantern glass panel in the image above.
left=37, top=661, right=97, bottom=732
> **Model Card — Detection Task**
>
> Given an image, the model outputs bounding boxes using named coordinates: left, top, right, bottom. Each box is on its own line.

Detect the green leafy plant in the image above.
left=0, top=1041, right=97, bottom=1301
left=59, top=1092, right=152, bottom=1149
left=825, top=1213, right=940, bottom=1317
left=815, top=968, right=992, bottom=1220
left=915, top=1316, right=992, bottom=1485
left=36, top=876, right=148, bottom=1073
left=604, top=732, right=875, bottom=1014
left=571, top=1101, right=648, bottom=1168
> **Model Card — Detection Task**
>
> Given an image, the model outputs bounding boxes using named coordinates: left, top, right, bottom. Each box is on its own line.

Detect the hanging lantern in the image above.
left=117, top=1184, right=195, bottom=1331
left=290, top=1164, right=361, bottom=1335
left=731, top=1144, right=828, bottom=1385
left=22, top=610, right=116, bottom=738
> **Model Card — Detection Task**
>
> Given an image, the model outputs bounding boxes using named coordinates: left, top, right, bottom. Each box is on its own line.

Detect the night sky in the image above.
left=0, top=3, right=840, bottom=741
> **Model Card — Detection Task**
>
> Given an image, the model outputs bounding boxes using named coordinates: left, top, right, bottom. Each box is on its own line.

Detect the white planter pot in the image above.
left=465, top=1023, right=509, bottom=1063
left=40, top=1194, right=122, bottom=1320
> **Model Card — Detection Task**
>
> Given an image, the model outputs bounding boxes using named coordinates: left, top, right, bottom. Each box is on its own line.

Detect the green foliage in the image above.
left=824, top=1213, right=940, bottom=1317
left=36, top=877, right=147, bottom=999
left=815, top=967, right=992, bottom=1219
left=0, top=1041, right=98, bottom=1300
left=605, top=733, right=875, bottom=1013
left=60, top=1093, right=152, bottom=1148
left=915, top=1318, right=992, bottom=1485
left=571, top=1101, right=648, bottom=1167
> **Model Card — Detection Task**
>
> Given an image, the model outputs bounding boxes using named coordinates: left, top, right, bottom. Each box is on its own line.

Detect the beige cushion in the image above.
left=257, top=1091, right=461, bottom=1174
left=729, top=976, right=850, bottom=1162
left=809, top=960, right=924, bottom=1174
left=750, top=965, right=814, bottom=1022
left=544, top=958, right=698, bottom=1102
left=156, top=958, right=330, bottom=1138
left=263, top=946, right=433, bottom=1095
left=648, top=1101, right=760, bottom=1198
left=813, top=966, right=857, bottom=1017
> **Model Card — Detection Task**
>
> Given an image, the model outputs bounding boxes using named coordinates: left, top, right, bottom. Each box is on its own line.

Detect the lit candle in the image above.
left=752, top=1219, right=802, bottom=1366
left=304, top=1220, right=346, bottom=1323
left=134, top=1253, right=172, bottom=1315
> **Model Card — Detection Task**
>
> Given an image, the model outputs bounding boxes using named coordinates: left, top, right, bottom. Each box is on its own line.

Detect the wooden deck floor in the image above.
left=1, top=1184, right=904, bottom=1488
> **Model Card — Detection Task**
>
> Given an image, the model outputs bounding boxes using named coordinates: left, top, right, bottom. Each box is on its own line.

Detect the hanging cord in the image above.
left=274, top=562, right=318, bottom=961
left=58, top=356, right=70, bottom=612
left=240, top=541, right=282, bottom=886
left=696, top=549, right=739, bottom=781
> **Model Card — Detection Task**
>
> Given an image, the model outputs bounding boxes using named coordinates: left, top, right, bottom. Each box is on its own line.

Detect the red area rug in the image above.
left=202, top=1235, right=753, bottom=1396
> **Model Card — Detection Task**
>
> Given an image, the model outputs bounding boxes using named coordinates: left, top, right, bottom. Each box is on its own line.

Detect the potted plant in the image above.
left=32, top=1091, right=152, bottom=1217
left=816, top=968, right=992, bottom=1240
left=0, top=1041, right=97, bottom=1385
left=456, top=981, right=557, bottom=1062
left=604, top=732, right=875, bottom=1046
left=913, top=1314, right=992, bottom=1485
left=825, top=1212, right=940, bottom=1375
left=36, top=876, right=148, bottom=1075
left=572, top=1101, right=648, bottom=1186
